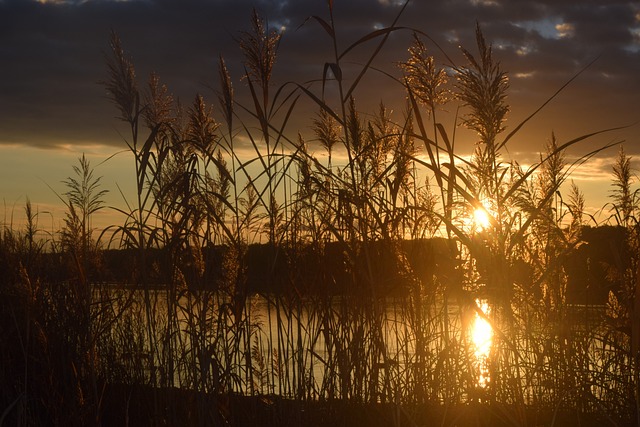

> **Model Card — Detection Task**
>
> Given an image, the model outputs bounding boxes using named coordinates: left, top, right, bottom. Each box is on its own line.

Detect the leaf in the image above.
left=244, top=69, right=268, bottom=135
left=312, top=15, right=334, bottom=38
left=293, top=82, right=344, bottom=126
left=323, top=62, right=342, bottom=82
left=339, top=26, right=407, bottom=60
left=408, top=88, right=442, bottom=189
left=496, top=56, right=601, bottom=152
left=269, top=81, right=301, bottom=120
left=341, top=0, right=410, bottom=100
left=137, top=124, right=160, bottom=191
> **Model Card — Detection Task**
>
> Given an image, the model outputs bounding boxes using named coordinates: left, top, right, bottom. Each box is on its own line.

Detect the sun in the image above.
left=473, top=207, right=492, bottom=231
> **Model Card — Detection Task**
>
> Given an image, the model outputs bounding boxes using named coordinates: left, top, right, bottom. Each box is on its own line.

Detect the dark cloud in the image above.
left=0, top=0, right=638, bottom=157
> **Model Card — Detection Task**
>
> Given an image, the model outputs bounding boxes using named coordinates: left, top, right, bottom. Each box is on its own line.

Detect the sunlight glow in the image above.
left=473, top=207, right=491, bottom=231
left=514, top=71, right=535, bottom=79
left=516, top=46, right=534, bottom=56
left=471, top=300, right=493, bottom=359
left=555, top=22, right=575, bottom=38
left=471, top=299, right=493, bottom=388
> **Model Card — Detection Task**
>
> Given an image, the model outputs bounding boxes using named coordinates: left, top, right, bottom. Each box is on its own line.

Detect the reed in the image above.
left=0, top=2, right=637, bottom=426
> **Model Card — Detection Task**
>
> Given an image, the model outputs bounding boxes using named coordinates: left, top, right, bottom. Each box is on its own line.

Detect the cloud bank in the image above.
left=0, top=0, right=638, bottom=158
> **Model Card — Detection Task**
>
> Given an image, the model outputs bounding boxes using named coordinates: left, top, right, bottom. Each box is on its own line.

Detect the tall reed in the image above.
left=97, top=1, right=632, bottom=418
left=2, top=2, right=637, bottom=426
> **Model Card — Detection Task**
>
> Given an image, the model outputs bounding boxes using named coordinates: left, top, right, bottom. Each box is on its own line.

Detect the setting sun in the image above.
left=473, top=207, right=492, bottom=231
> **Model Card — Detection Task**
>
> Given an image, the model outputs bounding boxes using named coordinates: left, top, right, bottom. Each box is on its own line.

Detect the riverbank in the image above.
left=96, top=225, right=628, bottom=304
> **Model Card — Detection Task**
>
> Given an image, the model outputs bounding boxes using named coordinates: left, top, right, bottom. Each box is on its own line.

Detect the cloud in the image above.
left=0, top=0, right=637, bottom=162
left=565, top=155, right=618, bottom=183
left=555, top=22, right=575, bottom=38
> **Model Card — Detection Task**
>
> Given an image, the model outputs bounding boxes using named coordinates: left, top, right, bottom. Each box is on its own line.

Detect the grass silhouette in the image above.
left=0, top=2, right=638, bottom=426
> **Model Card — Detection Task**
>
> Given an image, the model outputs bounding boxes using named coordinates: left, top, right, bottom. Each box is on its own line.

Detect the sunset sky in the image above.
left=1, top=0, right=639, bottom=232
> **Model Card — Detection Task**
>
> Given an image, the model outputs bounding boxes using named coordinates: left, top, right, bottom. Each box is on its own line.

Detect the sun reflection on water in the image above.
left=471, top=299, right=493, bottom=388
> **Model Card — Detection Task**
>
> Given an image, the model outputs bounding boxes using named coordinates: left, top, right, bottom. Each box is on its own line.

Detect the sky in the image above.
left=1, top=0, right=639, bottom=234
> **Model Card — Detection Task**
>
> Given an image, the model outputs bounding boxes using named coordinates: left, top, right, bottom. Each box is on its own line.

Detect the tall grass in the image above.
left=0, top=2, right=638, bottom=426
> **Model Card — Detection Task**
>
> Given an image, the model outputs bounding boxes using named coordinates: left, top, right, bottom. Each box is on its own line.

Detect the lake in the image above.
left=94, top=285, right=622, bottom=408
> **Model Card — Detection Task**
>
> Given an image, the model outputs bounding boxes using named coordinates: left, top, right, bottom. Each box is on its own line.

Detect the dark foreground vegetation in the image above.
left=2, top=1, right=639, bottom=426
